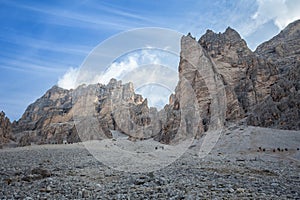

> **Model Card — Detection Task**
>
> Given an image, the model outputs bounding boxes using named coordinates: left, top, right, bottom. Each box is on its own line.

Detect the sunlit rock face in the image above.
left=12, top=85, right=78, bottom=146
left=155, top=34, right=226, bottom=143
left=12, top=78, right=164, bottom=146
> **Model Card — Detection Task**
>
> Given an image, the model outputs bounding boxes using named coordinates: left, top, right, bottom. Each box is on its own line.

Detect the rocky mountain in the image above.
left=249, top=19, right=300, bottom=129
left=1, top=20, right=299, bottom=147
left=157, top=20, right=299, bottom=142
left=155, top=34, right=226, bottom=143
left=199, top=27, right=278, bottom=120
left=11, top=85, right=77, bottom=146
left=0, top=111, right=13, bottom=146
left=197, top=20, right=299, bottom=129
left=11, top=79, right=162, bottom=146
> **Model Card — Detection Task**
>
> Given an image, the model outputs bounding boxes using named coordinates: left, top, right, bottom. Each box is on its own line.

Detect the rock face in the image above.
left=0, top=111, right=13, bottom=145
left=156, top=34, right=226, bottom=143
left=248, top=20, right=300, bottom=129
left=158, top=20, right=299, bottom=142
left=12, top=79, right=162, bottom=146
left=199, top=27, right=278, bottom=121
left=157, top=25, right=284, bottom=142
left=2, top=20, right=299, bottom=147
left=73, top=79, right=162, bottom=142
left=198, top=21, right=300, bottom=130
left=12, top=86, right=78, bottom=146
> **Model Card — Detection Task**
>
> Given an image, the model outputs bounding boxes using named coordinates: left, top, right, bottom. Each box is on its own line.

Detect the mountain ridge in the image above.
left=1, top=20, right=299, bottom=147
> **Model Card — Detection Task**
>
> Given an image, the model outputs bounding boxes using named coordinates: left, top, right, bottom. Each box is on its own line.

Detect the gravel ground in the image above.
left=0, top=126, right=299, bottom=199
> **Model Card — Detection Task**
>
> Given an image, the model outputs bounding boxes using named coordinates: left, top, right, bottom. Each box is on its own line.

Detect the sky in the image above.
left=0, top=0, right=300, bottom=121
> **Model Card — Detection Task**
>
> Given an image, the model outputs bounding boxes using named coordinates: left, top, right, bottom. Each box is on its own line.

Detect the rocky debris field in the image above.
left=0, top=126, right=300, bottom=199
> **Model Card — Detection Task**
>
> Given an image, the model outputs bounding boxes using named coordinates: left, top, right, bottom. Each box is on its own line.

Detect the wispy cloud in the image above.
left=88, top=1, right=152, bottom=22
left=175, top=0, right=257, bottom=39
left=2, top=0, right=151, bottom=31
left=229, top=0, right=300, bottom=49
left=0, top=32, right=92, bottom=56
left=236, top=0, right=300, bottom=38
left=252, top=0, right=300, bottom=30
left=57, top=67, right=80, bottom=89
left=180, top=0, right=299, bottom=50
left=0, top=58, right=66, bottom=74
left=58, top=49, right=178, bottom=87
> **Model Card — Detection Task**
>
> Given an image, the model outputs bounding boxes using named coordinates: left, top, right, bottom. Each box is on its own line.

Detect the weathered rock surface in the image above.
left=12, top=85, right=78, bottom=146
left=0, top=111, right=13, bottom=145
left=12, top=79, right=162, bottom=146
left=198, top=21, right=300, bottom=130
left=156, top=34, right=226, bottom=143
left=199, top=27, right=278, bottom=120
left=73, top=79, right=162, bottom=141
left=248, top=19, right=300, bottom=129
left=158, top=20, right=299, bottom=142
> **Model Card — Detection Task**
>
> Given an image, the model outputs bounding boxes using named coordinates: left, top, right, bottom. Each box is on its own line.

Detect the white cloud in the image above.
left=93, top=53, right=139, bottom=84
left=252, top=0, right=300, bottom=30
left=93, top=49, right=177, bottom=85
left=233, top=0, right=300, bottom=50
left=136, top=84, right=172, bottom=110
left=57, top=49, right=179, bottom=109
left=57, top=67, right=80, bottom=89
left=58, top=50, right=165, bottom=90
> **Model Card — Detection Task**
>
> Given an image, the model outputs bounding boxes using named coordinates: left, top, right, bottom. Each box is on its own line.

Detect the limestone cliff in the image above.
left=248, top=19, right=300, bottom=129
left=12, top=79, right=161, bottom=146
left=12, top=85, right=78, bottom=146
left=156, top=34, right=226, bottom=143
left=1, top=20, right=299, bottom=147
left=199, top=27, right=278, bottom=120
left=0, top=111, right=13, bottom=145
left=198, top=20, right=299, bottom=130
left=157, top=20, right=299, bottom=142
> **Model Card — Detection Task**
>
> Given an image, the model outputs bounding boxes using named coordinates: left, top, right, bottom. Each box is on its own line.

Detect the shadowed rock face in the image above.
left=0, top=111, right=13, bottom=145
left=199, top=21, right=300, bottom=130
left=248, top=20, right=300, bottom=129
left=199, top=27, right=278, bottom=120
left=1, top=20, right=299, bottom=146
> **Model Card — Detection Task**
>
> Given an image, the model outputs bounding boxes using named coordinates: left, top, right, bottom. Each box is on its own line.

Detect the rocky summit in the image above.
left=11, top=79, right=161, bottom=146
left=1, top=20, right=300, bottom=147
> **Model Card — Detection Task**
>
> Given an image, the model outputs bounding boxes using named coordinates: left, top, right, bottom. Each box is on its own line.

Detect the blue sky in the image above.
left=0, top=0, right=299, bottom=120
